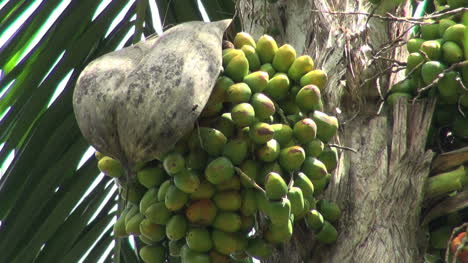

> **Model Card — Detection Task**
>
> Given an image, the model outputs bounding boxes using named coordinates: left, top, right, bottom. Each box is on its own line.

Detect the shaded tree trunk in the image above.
left=237, top=0, right=434, bottom=262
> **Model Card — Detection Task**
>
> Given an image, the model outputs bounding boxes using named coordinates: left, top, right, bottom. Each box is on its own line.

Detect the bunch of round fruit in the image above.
left=96, top=31, right=341, bottom=263
left=386, top=4, right=468, bottom=144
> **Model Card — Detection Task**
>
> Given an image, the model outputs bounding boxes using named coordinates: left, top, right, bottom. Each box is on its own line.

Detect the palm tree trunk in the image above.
left=237, top=0, right=434, bottom=262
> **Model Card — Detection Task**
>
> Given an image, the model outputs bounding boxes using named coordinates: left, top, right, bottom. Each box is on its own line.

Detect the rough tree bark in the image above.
left=237, top=0, right=435, bottom=262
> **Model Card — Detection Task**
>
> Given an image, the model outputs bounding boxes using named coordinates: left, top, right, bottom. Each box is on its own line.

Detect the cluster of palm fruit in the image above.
left=386, top=1, right=468, bottom=150
left=96, top=32, right=341, bottom=263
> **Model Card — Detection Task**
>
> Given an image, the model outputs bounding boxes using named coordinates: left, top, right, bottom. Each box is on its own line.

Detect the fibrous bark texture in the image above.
left=237, top=0, right=435, bottom=262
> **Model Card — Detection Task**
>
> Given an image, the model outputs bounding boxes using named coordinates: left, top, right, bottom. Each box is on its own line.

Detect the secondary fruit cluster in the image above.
left=97, top=32, right=341, bottom=263
left=386, top=2, right=467, bottom=149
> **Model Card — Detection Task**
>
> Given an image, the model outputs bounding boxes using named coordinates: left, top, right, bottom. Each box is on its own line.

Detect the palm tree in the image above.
left=0, top=0, right=466, bottom=262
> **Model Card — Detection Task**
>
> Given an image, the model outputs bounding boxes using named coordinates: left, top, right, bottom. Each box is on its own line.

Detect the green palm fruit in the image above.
left=294, top=172, right=315, bottom=203
left=271, top=123, right=293, bottom=146
left=137, top=166, right=167, bottom=189
left=264, top=73, right=290, bottom=101
left=280, top=97, right=301, bottom=115
left=293, top=118, right=317, bottom=144
left=212, top=230, right=239, bottom=255
left=166, top=214, right=187, bottom=241
left=420, top=20, right=439, bottom=40
left=225, top=55, right=249, bottom=82
left=295, top=198, right=311, bottom=221
left=265, top=172, right=288, bottom=200
left=140, top=219, right=165, bottom=242
left=386, top=92, right=412, bottom=106
left=186, top=199, right=217, bottom=225
left=251, top=93, right=276, bottom=120
left=268, top=197, right=291, bottom=226
left=114, top=209, right=129, bottom=238
left=246, top=238, right=273, bottom=260
left=279, top=146, right=306, bottom=172
left=434, top=105, right=456, bottom=126
left=264, top=219, right=293, bottom=244
left=302, top=157, right=327, bottom=180
left=439, top=19, right=457, bottom=36
left=240, top=215, right=255, bottom=233
left=255, top=190, right=270, bottom=214
left=94, top=151, right=105, bottom=160
left=315, top=221, right=338, bottom=244
left=256, top=139, right=281, bottom=162
left=420, top=40, right=442, bottom=61
left=182, top=250, right=211, bottom=263
left=234, top=32, right=256, bottom=48
left=453, top=116, right=468, bottom=138
left=442, top=41, right=463, bottom=64
left=125, top=205, right=139, bottom=226
left=256, top=35, right=279, bottom=64
left=145, top=202, right=172, bottom=224
left=231, top=103, right=256, bottom=127
left=163, top=152, right=185, bottom=175
left=200, top=101, right=223, bottom=117
left=186, top=149, right=208, bottom=171
left=421, top=61, right=446, bottom=85
left=216, top=175, right=241, bottom=191
left=259, top=63, right=277, bottom=78
left=186, top=228, right=213, bottom=252
left=169, top=240, right=185, bottom=257
left=288, top=55, right=315, bottom=81
left=222, top=138, right=248, bottom=165
left=430, top=226, right=452, bottom=249
left=139, top=187, right=159, bottom=214
left=243, top=71, right=269, bottom=93
left=213, top=191, right=242, bottom=211
left=317, top=200, right=341, bottom=223
left=311, top=111, right=339, bottom=143
left=97, top=156, right=122, bottom=178
left=406, top=52, right=425, bottom=75
left=443, top=24, right=465, bottom=46
left=223, top=49, right=244, bottom=68
left=406, top=38, right=425, bottom=53
left=304, top=139, right=324, bottom=157
left=259, top=162, right=284, bottom=185
left=223, top=47, right=234, bottom=55
left=210, top=76, right=234, bottom=103
left=213, top=113, right=235, bottom=139
left=157, top=180, right=171, bottom=201
left=209, top=250, right=231, bottom=263
left=318, top=147, right=338, bottom=172
left=241, top=45, right=261, bottom=71
left=226, top=83, right=252, bottom=103
left=296, top=85, right=322, bottom=112
left=121, top=183, right=145, bottom=204
left=300, top=69, right=328, bottom=90
left=312, top=173, right=331, bottom=196
left=174, top=169, right=201, bottom=194
left=249, top=122, right=275, bottom=144
left=126, top=213, right=145, bottom=235
left=139, top=245, right=165, bottom=263
left=391, top=78, right=417, bottom=95
left=165, top=184, right=189, bottom=211
left=199, top=127, right=227, bottom=157
left=241, top=189, right=257, bottom=216
left=213, top=212, right=242, bottom=232
left=240, top=160, right=259, bottom=188
left=190, top=180, right=215, bottom=200
left=438, top=71, right=459, bottom=103
left=272, top=44, right=296, bottom=72
left=205, top=157, right=234, bottom=185
left=287, top=187, right=305, bottom=216
left=305, top=209, right=324, bottom=231
left=139, top=235, right=154, bottom=245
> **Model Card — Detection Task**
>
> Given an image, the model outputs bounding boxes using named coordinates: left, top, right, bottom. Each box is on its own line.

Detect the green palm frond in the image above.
left=0, top=0, right=236, bottom=262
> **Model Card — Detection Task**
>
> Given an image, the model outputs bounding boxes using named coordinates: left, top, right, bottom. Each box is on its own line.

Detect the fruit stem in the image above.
left=273, top=101, right=290, bottom=125
left=425, top=166, right=465, bottom=200
left=235, top=167, right=266, bottom=194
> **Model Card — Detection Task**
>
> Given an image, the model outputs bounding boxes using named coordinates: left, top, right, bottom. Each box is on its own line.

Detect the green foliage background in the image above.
left=0, top=0, right=235, bottom=262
